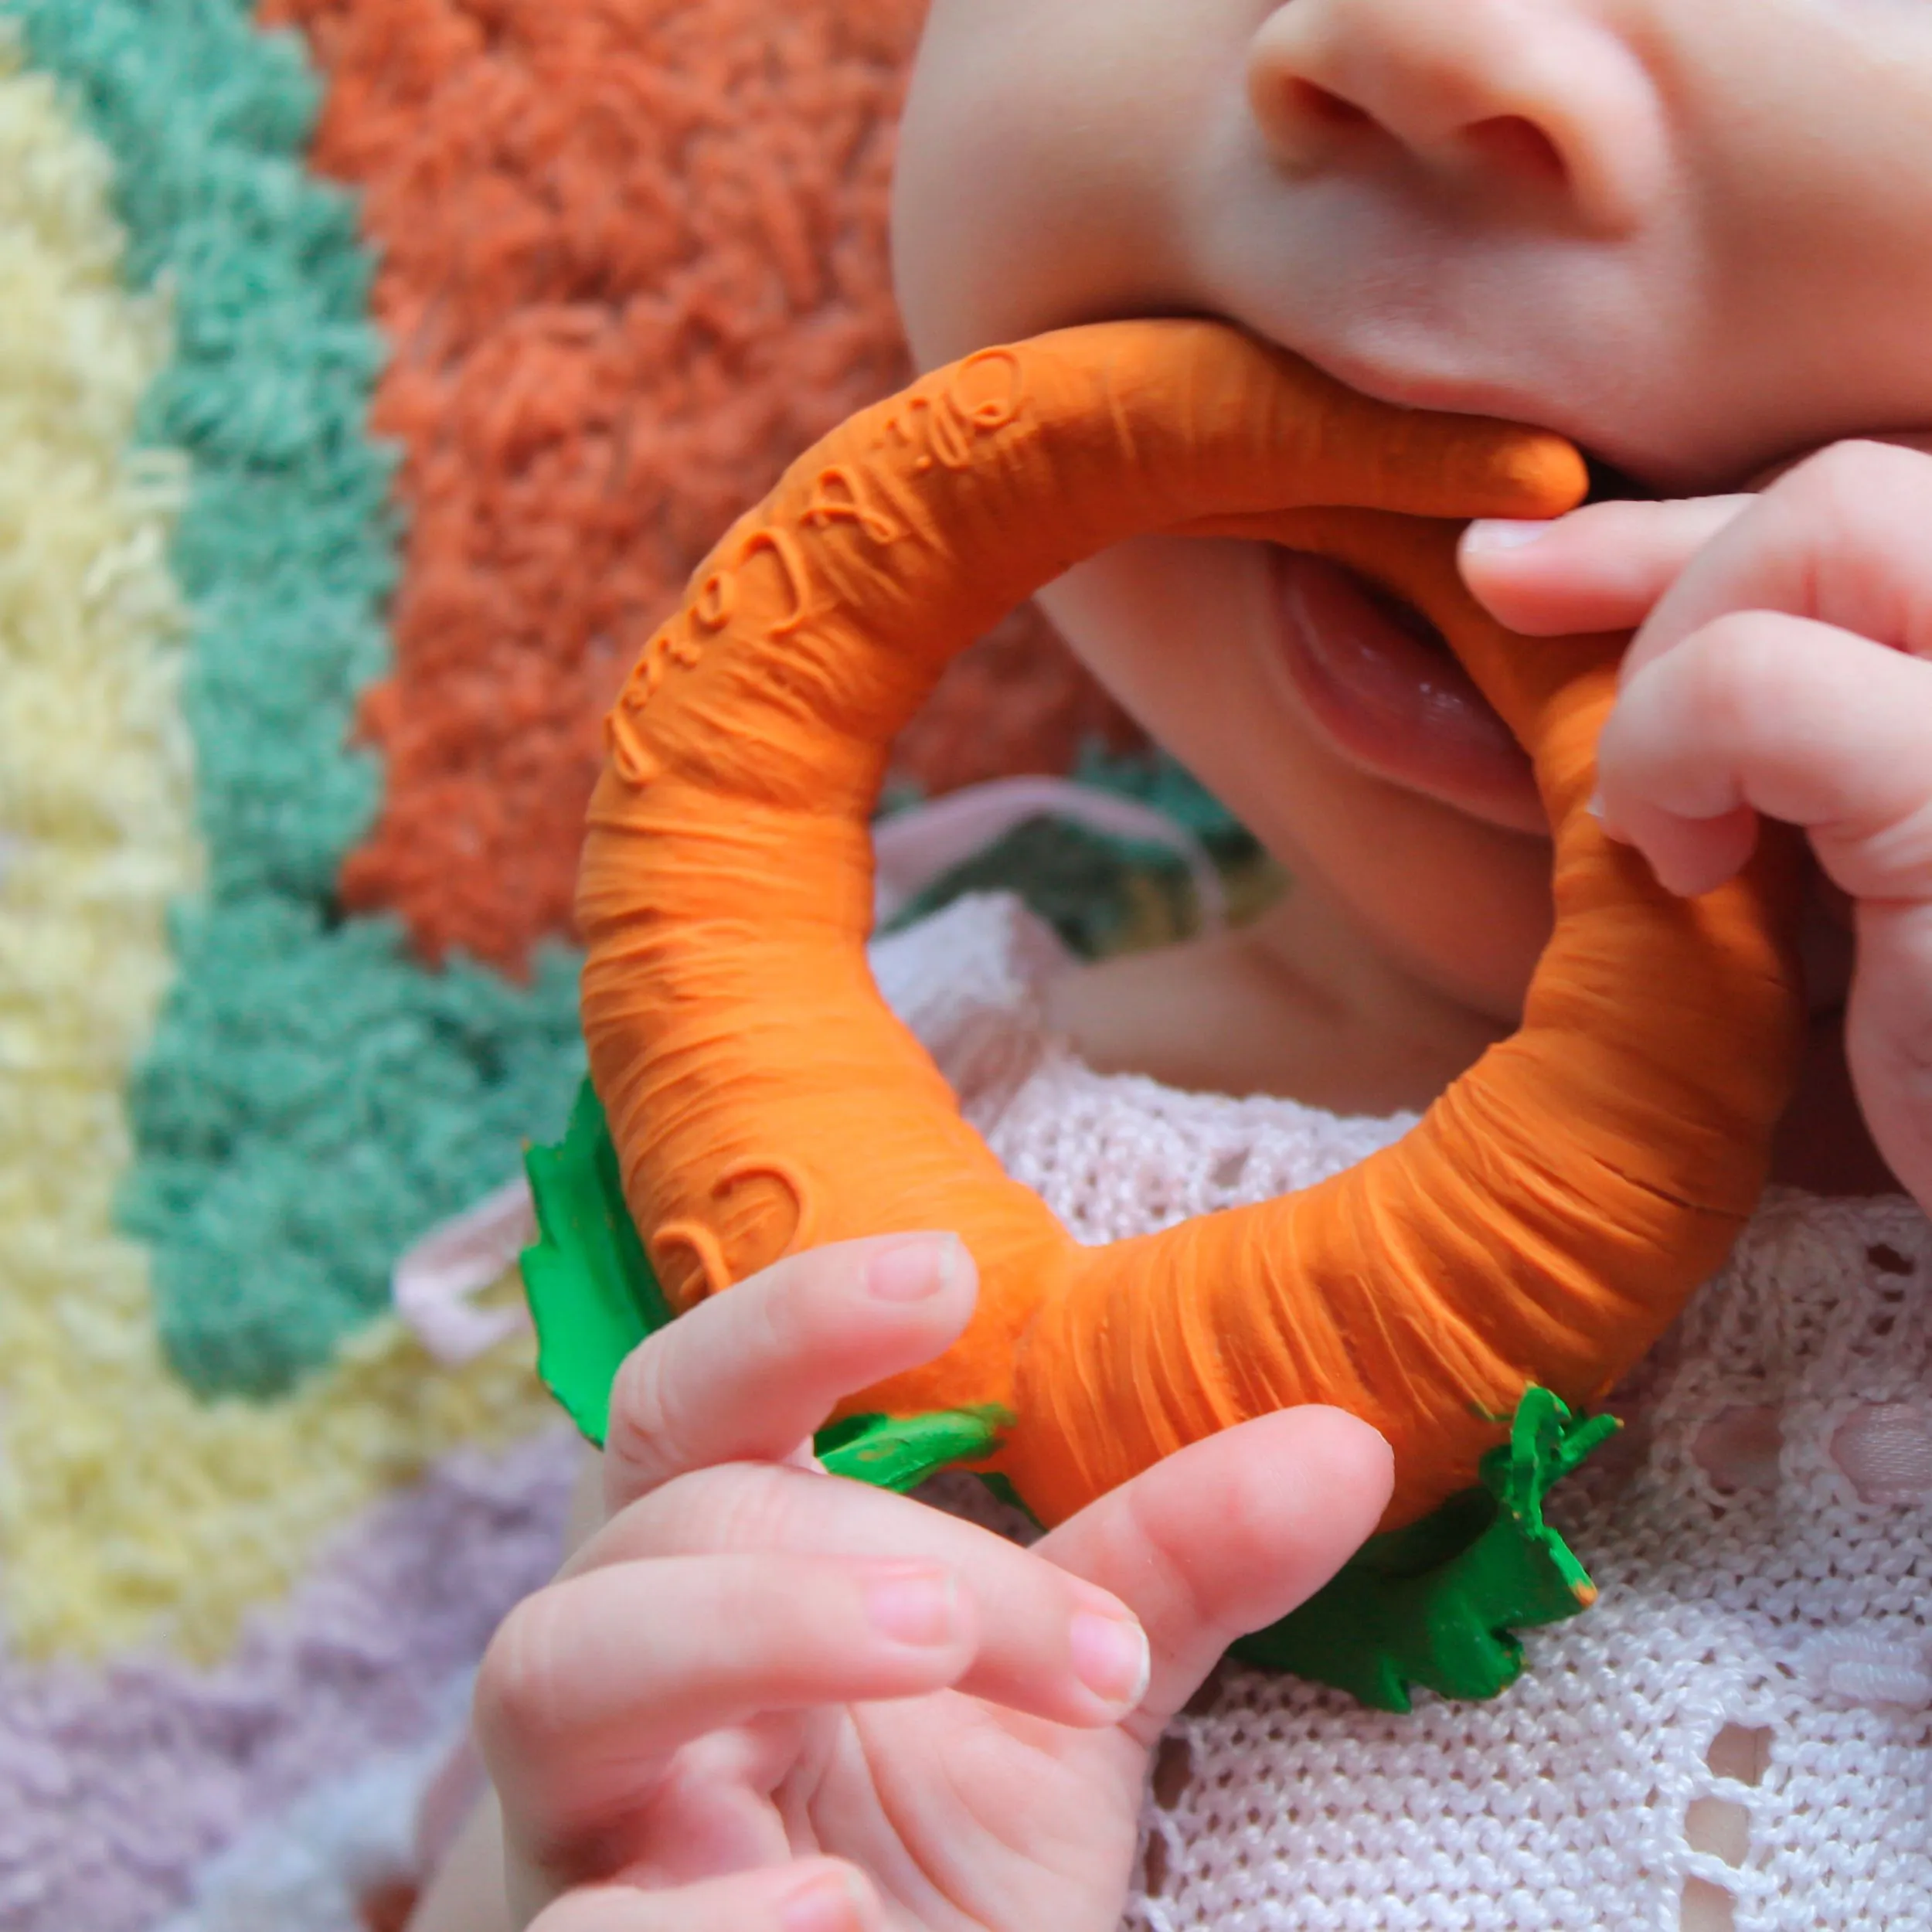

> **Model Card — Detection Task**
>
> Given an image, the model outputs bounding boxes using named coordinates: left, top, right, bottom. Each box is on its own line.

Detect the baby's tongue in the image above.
left=1271, top=550, right=1547, bottom=832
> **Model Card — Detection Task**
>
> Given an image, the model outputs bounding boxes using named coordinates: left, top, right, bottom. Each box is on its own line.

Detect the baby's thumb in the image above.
left=1844, top=900, right=1932, bottom=1219
left=1032, top=1407, right=1392, bottom=1739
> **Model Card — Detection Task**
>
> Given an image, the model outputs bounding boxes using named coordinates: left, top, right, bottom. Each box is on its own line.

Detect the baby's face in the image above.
left=891, top=0, right=1932, bottom=1021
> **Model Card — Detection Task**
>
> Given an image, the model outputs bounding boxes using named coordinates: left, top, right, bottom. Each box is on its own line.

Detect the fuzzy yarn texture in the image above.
left=872, top=895, right=1932, bottom=1932
left=8, top=0, right=590, bottom=1403
left=0, top=6, right=196, bottom=1624
left=276, top=0, right=913, bottom=967
left=149, top=1670, right=478, bottom=1932
left=0, top=6, right=564, bottom=1675
left=274, top=0, right=1134, bottom=975
left=1, top=1429, right=577, bottom=1932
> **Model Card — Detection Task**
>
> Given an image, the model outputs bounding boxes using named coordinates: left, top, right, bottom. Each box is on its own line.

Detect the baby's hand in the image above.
left=1460, top=439, right=1932, bottom=1215
left=474, top=1233, right=1391, bottom=1932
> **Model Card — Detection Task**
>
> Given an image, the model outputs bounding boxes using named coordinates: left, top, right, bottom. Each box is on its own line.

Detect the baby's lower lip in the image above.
left=1268, top=550, right=1549, bottom=835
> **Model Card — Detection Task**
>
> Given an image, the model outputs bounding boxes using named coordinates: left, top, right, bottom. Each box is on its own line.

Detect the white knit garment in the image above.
left=873, top=893, right=1932, bottom=1932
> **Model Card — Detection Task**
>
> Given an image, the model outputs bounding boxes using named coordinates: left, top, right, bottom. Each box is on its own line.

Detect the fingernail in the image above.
left=863, top=1564, right=961, bottom=1646
left=779, top=1869, right=866, bottom=1932
left=1587, top=792, right=1633, bottom=842
left=1070, top=1610, right=1151, bottom=1712
left=1464, top=518, right=1551, bottom=554
left=866, top=1234, right=957, bottom=1303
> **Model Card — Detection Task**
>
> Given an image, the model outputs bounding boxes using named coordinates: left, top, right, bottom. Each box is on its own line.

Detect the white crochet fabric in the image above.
left=874, top=893, right=1932, bottom=1932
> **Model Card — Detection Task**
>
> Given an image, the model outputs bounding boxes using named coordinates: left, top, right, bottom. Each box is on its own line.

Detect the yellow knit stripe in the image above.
left=0, top=37, right=556, bottom=1666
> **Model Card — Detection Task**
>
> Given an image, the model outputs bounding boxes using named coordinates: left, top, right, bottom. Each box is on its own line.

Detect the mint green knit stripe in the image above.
left=6, top=0, right=583, bottom=1399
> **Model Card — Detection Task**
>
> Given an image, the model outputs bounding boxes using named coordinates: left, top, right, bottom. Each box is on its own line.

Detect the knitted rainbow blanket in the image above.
left=0, top=5, right=1199, bottom=1926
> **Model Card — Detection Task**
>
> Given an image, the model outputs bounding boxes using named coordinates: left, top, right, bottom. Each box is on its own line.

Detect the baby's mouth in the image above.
left=1579, top=449, right=1652, bottom=505
left=1264, top=440, right=1651, bottom=837
left=1268, top=549, right=1550, bottom=837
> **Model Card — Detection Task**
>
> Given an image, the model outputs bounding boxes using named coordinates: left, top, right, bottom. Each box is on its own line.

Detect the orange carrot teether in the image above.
left=574, top=318, right=1804, bottom=1535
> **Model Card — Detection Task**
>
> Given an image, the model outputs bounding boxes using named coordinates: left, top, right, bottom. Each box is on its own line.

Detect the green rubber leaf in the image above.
left=521, top=1078, right=673, bottom=1445
left=816, top=1407, right=1015, bottom=1492
left=1232, top=1386, right=1618, bottom=1711
left=521, top=1085, right=1012, bottom=1488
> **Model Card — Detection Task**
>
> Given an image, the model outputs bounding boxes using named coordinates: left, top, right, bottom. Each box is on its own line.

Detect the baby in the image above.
left=412, top=1, right=1932, bottom=1927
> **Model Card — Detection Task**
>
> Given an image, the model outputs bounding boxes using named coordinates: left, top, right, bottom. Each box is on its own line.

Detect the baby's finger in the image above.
left=530, top=1862, right=876, bottom=1932
left=585, top=1461, right=1157, bottom=1730
left=1460, top=495, right=1750, bottom=635
left=476, top=1553, right=975, bottom=1873
left=1032, top=1406, right=1393, bottom=1743
left=601, top=1233, right=975, bottom=1514
left=1597, top=612, right=1932, bottom=898
left=1619, top=440, right=1932, bottom=690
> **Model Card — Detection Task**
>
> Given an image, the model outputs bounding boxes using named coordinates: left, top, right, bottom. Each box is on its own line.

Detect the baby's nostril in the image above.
left=1465, top=114, right=1568, bottom=186
left=1287, top=79, right=1372, bottom=130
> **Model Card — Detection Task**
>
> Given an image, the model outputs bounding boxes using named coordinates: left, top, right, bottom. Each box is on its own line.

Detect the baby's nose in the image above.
left=1247, top=0, right=1666, bottom=236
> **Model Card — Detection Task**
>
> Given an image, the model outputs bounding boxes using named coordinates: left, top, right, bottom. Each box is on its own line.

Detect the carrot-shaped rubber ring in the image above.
left=577, top=318, right=1804, bottom=1532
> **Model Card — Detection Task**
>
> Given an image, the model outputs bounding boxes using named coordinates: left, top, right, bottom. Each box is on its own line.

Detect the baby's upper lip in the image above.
left=1283, top=333, right=1523, bottom=427
left=1226, top=308, right=1923, bottom=495
left=1260, top=325, right=1691, bottom=495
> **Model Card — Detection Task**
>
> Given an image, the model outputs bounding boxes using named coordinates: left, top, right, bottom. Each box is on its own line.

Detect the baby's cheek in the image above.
left=891, top=0, right=1209, bottom=369
left=1039, top=539, right=1554, bottom=1026
left=1033, top=540, right=1264, bottom=804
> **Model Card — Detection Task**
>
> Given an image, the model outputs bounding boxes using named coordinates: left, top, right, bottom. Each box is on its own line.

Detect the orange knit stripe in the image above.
left=265, top=0, right=928, bottom=970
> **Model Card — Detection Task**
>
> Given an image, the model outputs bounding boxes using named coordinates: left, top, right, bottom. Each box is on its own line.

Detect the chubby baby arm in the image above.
left=414, top=1234, right=1391, bottom=1932
left=1463, top=439, right=1932, bottom=1216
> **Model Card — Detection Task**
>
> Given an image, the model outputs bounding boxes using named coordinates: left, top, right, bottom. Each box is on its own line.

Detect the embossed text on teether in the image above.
left=603, top=345, right=1034, bottom=785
